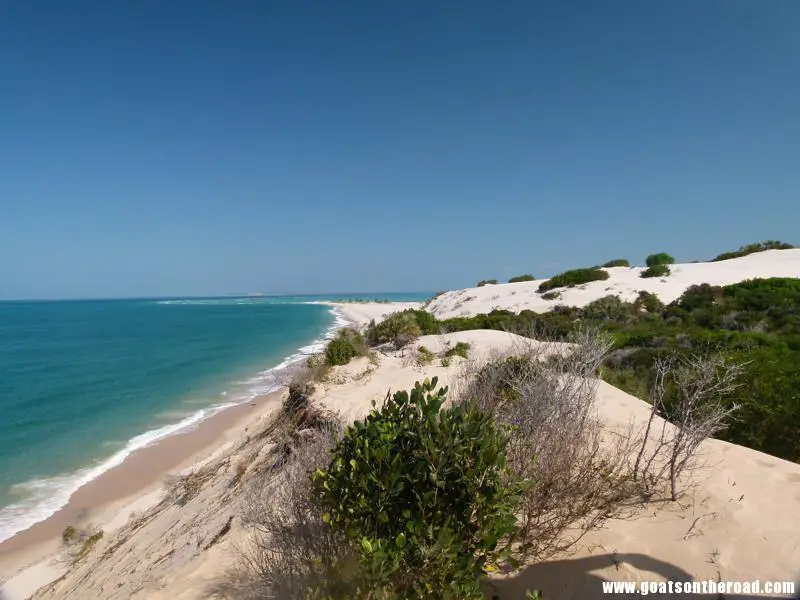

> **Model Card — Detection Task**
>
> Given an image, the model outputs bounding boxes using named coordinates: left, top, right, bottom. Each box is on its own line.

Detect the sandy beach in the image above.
left=0, top=388, right=287, bottom=599
left=2, top=251, right=799, bottom=599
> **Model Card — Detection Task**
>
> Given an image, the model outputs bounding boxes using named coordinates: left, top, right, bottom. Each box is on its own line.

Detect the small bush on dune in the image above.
left=508, top=274, right=535, bottom=283
left=312, top=378, right=524, bottom=598
left=645, top=252, right=675, bottom=267
left=444, top=341, right=471, bottom=359
left=415, top=345, right=435, bottom=366
left=325, top=329, right=365, bottom=366
left=600, top=258, right=630, bottom=268
left=477, top=279, right=498, bottom=287
left=541, top=290, right=561, bottom=301
left=537, top=268, right=609, bottom=293
left=61, top=524, right=104, bottom=564
left=365, top=311, right=425, bottom=349
left=711, top=240, right=794, bottom=262
left=641, top=264, right=671, bottom=278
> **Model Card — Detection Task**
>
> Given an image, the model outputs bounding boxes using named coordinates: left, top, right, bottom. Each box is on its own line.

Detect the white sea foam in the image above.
left=0, top=305, right=350, bottom=545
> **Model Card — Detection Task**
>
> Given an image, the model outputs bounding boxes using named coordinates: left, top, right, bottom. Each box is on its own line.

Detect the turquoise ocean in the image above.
left=0, top=293, right=429, bottom=543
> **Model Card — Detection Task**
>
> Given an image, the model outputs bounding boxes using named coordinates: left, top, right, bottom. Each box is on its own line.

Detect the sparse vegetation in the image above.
left=415, top=345, right=435, bottom=365
left=645, top=252, right=675, bottom=267
left=600, top=259, right=630, bottom=268
left=477, top=279, right=498, bottom=287
left=537, top=268, right=609, bottom=293
left=711, top=240, right=794, bottom=262
left=632, top=354, right=743, bottom=500
left=508, top=274, right=535, bottom=283
left=641, top=264, right=671, bottom=278
left=61, top=524, right=104, bottom=563
left=541, top=290, right=561, bottom=301
left=444, top=341, right=471, bottom=359
left=461, top=330, right=638, bottom=559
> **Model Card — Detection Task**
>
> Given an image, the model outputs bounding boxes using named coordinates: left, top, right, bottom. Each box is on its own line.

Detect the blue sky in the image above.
left=1, top=1, right=798, bottom=299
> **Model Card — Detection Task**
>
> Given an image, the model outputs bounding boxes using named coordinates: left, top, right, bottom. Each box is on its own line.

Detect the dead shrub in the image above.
left=633, top=354, right=743, bottom=501
left=226, top=420, right=350, bottom=599
left=458, top=327, right=638, bottom=561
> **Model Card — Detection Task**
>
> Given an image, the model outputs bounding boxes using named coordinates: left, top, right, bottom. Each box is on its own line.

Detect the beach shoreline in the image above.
left=0, top=303, right=376, bottom=598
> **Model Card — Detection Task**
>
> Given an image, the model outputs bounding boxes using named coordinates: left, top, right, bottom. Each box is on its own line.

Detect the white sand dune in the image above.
left=425, top=249, right=800, bottom=319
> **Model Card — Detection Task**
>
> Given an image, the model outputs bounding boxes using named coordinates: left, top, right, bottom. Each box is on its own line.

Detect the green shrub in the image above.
left=645, top=253, right=675, bottom=267
left=312, top=378, right=523, bottom=598
left=365, top=311, right=425, bottom=348
left=325, top=329, right=365, bottom=366
left=641, top=264, right=671, bottom=278
left=415, top=345, right=435, bottom=366
left=537, top=268, right=609, bottom=293
left=600, top=259, right=630, bottom=268
left=582, top=295, right=631, bottom=322
left=541, top=290, right=561, bottom=301
left=444, top=341, right=471, bottom=359
left=508, top=274, right=535, bottom=283
left=711, top=240, right=794, bottom=262
left=477, top=279, right=498, bottom=287
left=633, top=291, right=665, bottom=314
left=441, top=356, right=452, bottom=367
left=62, top=525, right=78, bottom=544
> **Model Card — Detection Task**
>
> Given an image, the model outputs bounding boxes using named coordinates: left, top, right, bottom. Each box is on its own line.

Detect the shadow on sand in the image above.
left=488, top=553, right=796, bottom=599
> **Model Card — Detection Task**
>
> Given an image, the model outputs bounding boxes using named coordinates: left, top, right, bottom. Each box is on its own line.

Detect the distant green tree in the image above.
left=645, top=253, right=675, bottom=267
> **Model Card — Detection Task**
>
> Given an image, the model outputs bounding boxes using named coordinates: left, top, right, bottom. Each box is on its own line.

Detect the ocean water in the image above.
left=0, top=293, right=429, bottom=543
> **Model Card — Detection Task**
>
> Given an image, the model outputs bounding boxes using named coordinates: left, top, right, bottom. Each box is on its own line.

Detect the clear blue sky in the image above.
left=1, top=1, right=798, bottom=299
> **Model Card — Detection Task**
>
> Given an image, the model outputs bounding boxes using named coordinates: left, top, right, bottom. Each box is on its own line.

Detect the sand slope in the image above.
left=16, top=329, right=799, bottom=600
left=425, top=249, right=800, bottom=319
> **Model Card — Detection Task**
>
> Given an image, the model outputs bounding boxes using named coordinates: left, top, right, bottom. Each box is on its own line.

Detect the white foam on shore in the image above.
left=0, top=305, right=350, bottom=545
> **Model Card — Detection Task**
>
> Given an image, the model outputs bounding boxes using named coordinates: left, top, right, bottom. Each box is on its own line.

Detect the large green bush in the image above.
left=477, top=279, right=498, bottom=287
left=312, top=378, right=523, bottom=598
left=711, top=240, right=794, bottom=262
left=537, top=268, right=609, bottom=293
left=645, top=253, right=675, bottom=267
left=508, top=274, right=535, bottom=283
